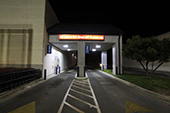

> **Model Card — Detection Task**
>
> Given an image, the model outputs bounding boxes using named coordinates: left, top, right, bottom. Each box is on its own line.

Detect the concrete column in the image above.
left=77, top=41, right=85, bottom=77
left=112, top=45, right=116, bottom=75
left=0, top=29, right=8, bottom=65
left=112, top=35, right=123, bottom=75
left=101, top=51, right=107, bottom=70
left=3, top=30, right=9, bottom=65
left=119, top=35, right=123, bottom=74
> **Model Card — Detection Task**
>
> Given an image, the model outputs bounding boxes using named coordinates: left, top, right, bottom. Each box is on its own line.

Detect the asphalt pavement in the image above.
left=0, top=70, right=76, bottom=113
left=87, top=70, right=170, bottom=113
left=0, top=69, right=170, bottom=113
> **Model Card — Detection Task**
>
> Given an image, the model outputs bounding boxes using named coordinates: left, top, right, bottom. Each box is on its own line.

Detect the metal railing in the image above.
left=0, top=68, right=41, bottom=92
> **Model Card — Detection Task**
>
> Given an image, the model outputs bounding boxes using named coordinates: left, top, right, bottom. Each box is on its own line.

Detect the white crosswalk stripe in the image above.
left=57, top=73, right=101, bottom=113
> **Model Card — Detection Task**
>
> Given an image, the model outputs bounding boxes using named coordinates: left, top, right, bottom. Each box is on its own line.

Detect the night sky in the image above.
left=48, top=1, right=170, bottom=42
left=48, top=1, right=170, bottom=68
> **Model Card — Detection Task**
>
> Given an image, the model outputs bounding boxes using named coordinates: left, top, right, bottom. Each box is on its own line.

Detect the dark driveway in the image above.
left=0, top=69, right=170, bottom=113
left=87, top=69, right=170, bottom=113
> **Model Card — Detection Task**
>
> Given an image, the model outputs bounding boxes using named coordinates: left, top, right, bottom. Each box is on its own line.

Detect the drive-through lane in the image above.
left=87, top=69, right=170, bottom=113
left=0, top=69, right=170, bottom=113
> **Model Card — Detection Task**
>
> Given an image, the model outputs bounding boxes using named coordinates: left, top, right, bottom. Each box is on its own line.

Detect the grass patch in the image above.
left=101, top=69, right=170, bottom=91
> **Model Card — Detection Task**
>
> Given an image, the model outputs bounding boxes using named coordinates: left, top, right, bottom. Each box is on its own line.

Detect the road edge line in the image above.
left=86, top=72, right=102, bottom=113
left=64, top=101, right=85, bottom=113
left=98, top=70, right=170, bottom=104
left=57, top=79, right=75, bottom=113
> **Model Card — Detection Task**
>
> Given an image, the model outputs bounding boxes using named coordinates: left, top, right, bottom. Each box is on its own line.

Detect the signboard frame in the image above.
left=59, top=34, right=105, bottom=41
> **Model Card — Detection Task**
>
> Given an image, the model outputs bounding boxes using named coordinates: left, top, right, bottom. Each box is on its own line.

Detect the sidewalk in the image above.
left=124, top=67, right=170, bottom=79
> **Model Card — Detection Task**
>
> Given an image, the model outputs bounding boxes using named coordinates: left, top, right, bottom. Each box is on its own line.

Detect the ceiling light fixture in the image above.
left=96, top=45, right=101, bottom=48
left=63, top=44, right=68, bottom=48
left=67, top=49, right=71, bottom=51
left=92, top=49, right=96, bottom=52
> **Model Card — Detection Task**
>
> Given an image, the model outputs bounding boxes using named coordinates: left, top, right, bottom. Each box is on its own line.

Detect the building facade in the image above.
left=0, top=0, right=124, bottom=78
left=0, top=0, right=59, bottom=70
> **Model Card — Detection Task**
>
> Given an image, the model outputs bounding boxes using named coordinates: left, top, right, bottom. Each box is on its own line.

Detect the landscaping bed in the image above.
left=101, top=69, right=170, bottom=96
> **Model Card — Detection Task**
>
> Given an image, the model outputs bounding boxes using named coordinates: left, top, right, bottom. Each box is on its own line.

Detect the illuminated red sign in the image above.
left=59, top=35, right=105, bottom=40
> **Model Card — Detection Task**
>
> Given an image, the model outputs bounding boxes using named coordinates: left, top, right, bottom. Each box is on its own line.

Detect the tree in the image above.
left=123, top=35, right=170, bottom=79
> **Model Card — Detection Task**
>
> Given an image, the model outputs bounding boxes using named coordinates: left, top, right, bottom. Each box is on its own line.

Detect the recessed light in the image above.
left=92, top=49, right=96, bottom=52
left=63, top=44, right=68, bottom=48
left=67, top=49, right=71, bottom=51
left=96, top=45, right=101, bottom=48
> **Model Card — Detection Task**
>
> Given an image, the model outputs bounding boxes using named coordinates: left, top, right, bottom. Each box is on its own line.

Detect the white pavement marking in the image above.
left=75, top=80, right=88, bottom=85
left=64, top=102, right=85, bottom=113
left=86, top=73, right=102, bottom=113
left=72, top=85, right=91, bottom=92
left=73, top=82, right=90, bottom=88
left=70, top=88, right=93, bottom=98
left=57, top=73, right=102, bottom=113
left=57, top=79, right=75, bottom=113
left=68, top=94, right=97, bottom=109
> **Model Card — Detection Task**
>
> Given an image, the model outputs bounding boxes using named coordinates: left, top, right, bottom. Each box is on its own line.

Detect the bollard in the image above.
left=44, top=69, right=46, bottom=80
left=102, top=65, right=104, bottom=70
left=116, top=66, right=118, bottom=75
left=56, top=66, right=58, bottom=74
left=84, top=66, right=86, bottom=77
left=59, top=66, right=60, bottom=73
left=77, top=66, right=79, bottom=77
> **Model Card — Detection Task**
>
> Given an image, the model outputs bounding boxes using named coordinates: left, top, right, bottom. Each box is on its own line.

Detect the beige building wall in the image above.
left=0, top=0, right=59, bottom=70
left=155, top=31, right=170, bottom=40
left=154, top=31, right=170, bottom=72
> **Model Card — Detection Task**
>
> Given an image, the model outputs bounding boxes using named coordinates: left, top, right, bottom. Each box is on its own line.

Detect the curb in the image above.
left=98, top=70, right=170, bottom=104
left=74, top=73, right=88, bottom=80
